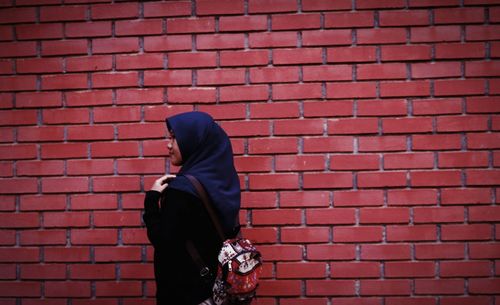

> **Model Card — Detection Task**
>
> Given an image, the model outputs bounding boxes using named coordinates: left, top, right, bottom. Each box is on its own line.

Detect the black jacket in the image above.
left=143, top=188, right=221, bottom=305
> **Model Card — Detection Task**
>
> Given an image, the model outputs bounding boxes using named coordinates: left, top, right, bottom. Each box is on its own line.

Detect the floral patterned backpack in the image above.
left=186, top=175, right=262, bottom=305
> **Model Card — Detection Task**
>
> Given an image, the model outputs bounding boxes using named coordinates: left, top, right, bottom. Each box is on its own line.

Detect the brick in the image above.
left=42, top=74, right=88, bottom=90
left=249, top=31, right=297, bottom=48
left=469, top=243, right=500, bottom=259
left=167, top=87, right=216, bottom=104
left=93, top=37, right=139, bottom=54
left=412, top=98, right=462, bottom=115
left=415, top=279, right=465, bottom=295
left=411, top=26, right=461, bottom=43
left=16, top=91, right=62, bottom=108
left=0, top=41, right=37, bottom=58
left=325, top=11, right=373, bottom=28
left=441, top=297, right=491, bottom=305
left=43, top=108, right=89, bottom=124
left=235, top=156, right=272, bottom=172
left=16, top=23, right=63, bottom=40
left=357, top=63, right=407, bottom=80
left=272, top=13, right=320, bottom=30
left=249, top=102, right=299, bottom=119
left=220, top=85, right=268, bottom=102
left=116, top=53, right=163, bottom=70
left=115, top=19, right=163, bottom=36
left=0, top=212, right=39, bottom=228
left=467, top=169, right=500, bottom=186
left=167, top=17, right=215, bottom=33
left=196, top=0, right=243, bottom=15
left=409, top=0, right=460, bottom=7
left=252, top=209, right=301, bottom=226
left=143, top=70, right=191, bottom=87
left=0, top=248, right=39, bottom=263
left=327, top=82, right=377, bottom=99
left=93, top=106, right=141, bottom=123
left=441, top=188, right=491, bottom=205
left=328, top=46, right=377, bottom=63
left=307, top=244, right=356, bottom=261
left=20, top=195, right=66, bottom=211
left=361, top=280, right=412, bottom=296
left=91, top=2, right=138, bottom=19
left=358, top=172, right=407, bottom=188
left=387, top=225, right=437, bottom=241
left=117, top=122, right=165, bottom=140
left=330, top=262, right=380, bottom=278
left=381, top=81, right=430, bottom=97
left=467, top=133, right=500, bottom=149
left=94, top=211, right=141, bottom=227
left=466, top=61, right=500, bottom=77
left=360, top=207, right=410, bottom=224
left=381, top=45, right=432, bottom=61
left=273, top=83, right=322, bottom=100
left=302, top=29, right=352, bottom=46
left=384, top=153, right=434, bottom=169
left=92, top=71, right=138, bottom=88
left=469, top=278, right=500, bottom=294
left=117, top=158, right=165, bottom=175
left=93, top=176, right=141, bottom=192
left=17, top=160, right=64, bottom=176
left=70, top=264, right=115, bottom=280
left=328, top=118, right=378, bottom=134
left=383, top=117, right=433, bottom=134
left=197, top=33, right=245, bottom=50
left=442, top=224, right=492, bottom=241
left=44, top=211, right=90, bottom=228
left=466, top=25, right=500, bottom=41
left=303, top=100, right=353, bottom=117
left=274, top=48, right=322, bottom=65
left=144, top=35, right=191, bottom=52
left=220, top=50, right=268, bottom=67
left=330, top=154, right=379, bottom=171
left=411, top=170, right=462, bottom=187
left=0, top=26, right=12, bottom=41
left=20, top=230, right=67, bottom=246
left=412, top=134, right=462, bottom=150
left=358, top=28, right=407, bottom=44
left=0, top=178, right=37, bottom=194
left=71, top=229, right=117, bottom=245
left=241, top=191, right=277, bottom=209
left=42, top=177, right=89, bottom=193
left=385, top=261, right=435, bottom=278
left=441, top=261, right=491, bottom=277
left=303, top=136, right=354, bottom=153
left=0, top=7, right=36, bottom=24
left=0, top=110, right=36, bottom=126
left=66, top=21, right=111, bottom=38
left=334, top=226, right=383, bottom=242
left=435, top=42, right=485, bottom=59
left=143, top=1, right=191, bottom=18
left=142, top=140, right=169, bottom=157
left=306, top=208, right=356, bottom=225
left=412, top=62, right=462, bottom=79
left=116, top=86, right=165, bottom=105
left=0, top=144, right=37, bottom=160
left=303, top=65, right=351, bottom=82
left=122, top=228, right=149, bottom=244
left=0, top=127, right=13, bottom=142
left=470, top=206, right=500, bottom=222
left=0, top=75, right=36, bottom=91
left=276, top=155, right=325, bottom=171
left=306, top=280, right=356, bottom=296
left=44, top=247, right=90, bottom=263
left=380, top=10, right=429, bottom=26
left=67, top=125, right=114, bottom=141
left=67, top=159, right=114, bottom=176
left=466, top=97, right=500, bottom=113
left=334, top=190, right=384, bottom=207
left=249, top=137, right=298, bottom=154
left=0, top=282, right=41, bottom=297
left=40, top=5, right=86, bottom=22
left=249, top=173, right=298, bottom=190
left=358, top=136, right=407, bottom=152
left=219, top=15, right=267, bottom=32
left=66, top=55, right=113, bottom=72
left=435, top=7, right=484, bottom=24
left=197, top=104, right=245, bottom=120
left=303, top=172, right=353, bottom=189
left=438, top=151, right=488, bottom=168
left=281, top=227, right=329, bottom=243
left=71, top=194, right=118, bottom=211
left=277, top=262, right=326, bottom=279
left=248, top=0, right=297, bottom=13
left=42, top=40, right=87, bottom=56
left=280, top=191, right=330, bottom=207
left=168, top=52, right=216, bottom=68
left=303, top=0, right=352, bottom=11
left=16, top=57, right=63, bottom=74
left=356, top=0, right=405, bottom=9
left=45, top=281, right=91, bottom=298
left=0, top=59, right=12, bottom=74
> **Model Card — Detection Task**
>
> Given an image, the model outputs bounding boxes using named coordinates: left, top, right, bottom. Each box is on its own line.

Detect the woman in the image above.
left=143, top=111, right=241, bottom=305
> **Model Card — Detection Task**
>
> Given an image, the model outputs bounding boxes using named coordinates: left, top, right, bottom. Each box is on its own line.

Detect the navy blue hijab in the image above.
left=165, top=111, right=240, bottom=235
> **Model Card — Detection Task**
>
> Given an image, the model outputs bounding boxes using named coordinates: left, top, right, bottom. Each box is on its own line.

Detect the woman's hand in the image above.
left=150, top=174, right=176, bottom=192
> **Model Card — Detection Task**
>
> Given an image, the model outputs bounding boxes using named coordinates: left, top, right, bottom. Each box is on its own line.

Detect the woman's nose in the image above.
left=167, top=142, right=172, bottom=149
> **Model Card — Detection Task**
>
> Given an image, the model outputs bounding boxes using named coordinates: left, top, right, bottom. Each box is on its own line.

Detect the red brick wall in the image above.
left=1, top=0, right=499, bottom=304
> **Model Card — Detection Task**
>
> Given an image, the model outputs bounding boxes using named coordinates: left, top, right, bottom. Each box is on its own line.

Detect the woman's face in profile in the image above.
left=167, top=130, right=182, bottom=166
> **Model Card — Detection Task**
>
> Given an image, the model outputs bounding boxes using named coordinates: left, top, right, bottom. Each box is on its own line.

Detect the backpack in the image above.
left=186, top=175, right=262, bottom=305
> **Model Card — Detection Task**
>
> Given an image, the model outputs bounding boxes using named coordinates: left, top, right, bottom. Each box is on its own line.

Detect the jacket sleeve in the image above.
left=143, top=189, right=190, bottom=248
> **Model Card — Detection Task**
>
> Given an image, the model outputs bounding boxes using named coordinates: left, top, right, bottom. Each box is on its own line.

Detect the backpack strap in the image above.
left=185, top=174, right=226, bottom=241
